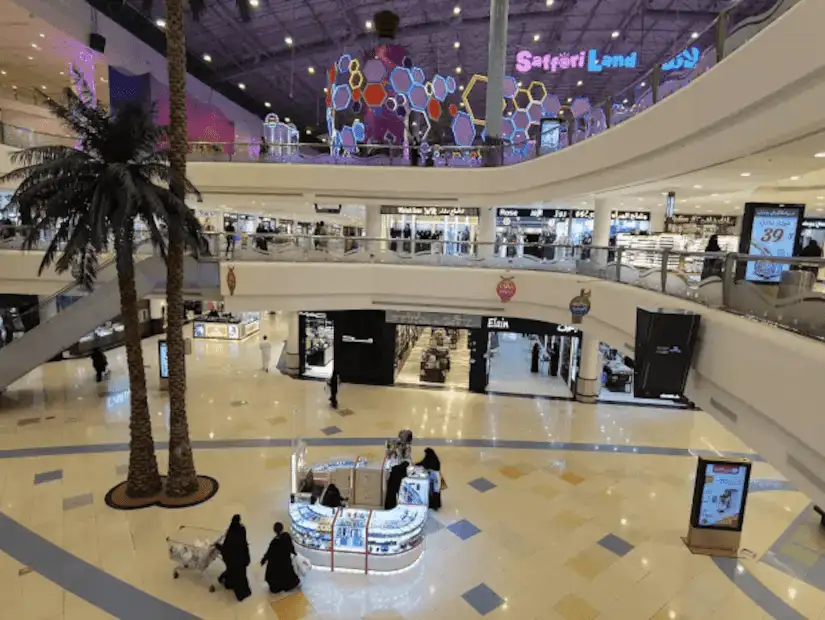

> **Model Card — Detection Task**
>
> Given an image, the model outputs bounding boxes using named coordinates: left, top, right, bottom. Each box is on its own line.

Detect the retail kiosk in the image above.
left=192, top=312, right=260, bottom=341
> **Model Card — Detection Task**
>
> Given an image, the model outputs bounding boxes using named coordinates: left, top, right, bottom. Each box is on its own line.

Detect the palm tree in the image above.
left=0, top=83, right=200, bottom=498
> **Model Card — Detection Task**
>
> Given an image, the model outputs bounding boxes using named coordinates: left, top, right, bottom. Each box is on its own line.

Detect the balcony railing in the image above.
left=199, top=232, right=825, bottom=342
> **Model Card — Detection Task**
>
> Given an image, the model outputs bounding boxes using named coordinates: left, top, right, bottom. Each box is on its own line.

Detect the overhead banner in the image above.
left=385, top=311, right=482, bottom=329
left=381, top=206, right=480, bottom=217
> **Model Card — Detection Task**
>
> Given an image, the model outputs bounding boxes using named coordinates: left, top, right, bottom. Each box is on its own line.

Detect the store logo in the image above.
left=661, top=47, right=700, bottom=72
left=487, top=318, right=509, bottom=330
left=496, top=276, right=517, bottom=303
left=569, top=289, right=592, bottom=324
left=498, top=209, right=519, bottom=217
left=556, top=325, right=577, bottom=334
left=342, top=335, right=374, bottom=344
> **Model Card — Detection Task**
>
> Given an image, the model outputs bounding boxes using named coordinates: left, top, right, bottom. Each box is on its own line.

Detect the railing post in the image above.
left=615, top=247, right=623, bottom=282
left=660, top=248, right=670, bottom=292
left=716, top=9, right=729, bottom=64
left=603, top=97, right=612, bottom=129
left=651, top=65, right=661, bottom=103
left=722, top=253, right=736, bottom=308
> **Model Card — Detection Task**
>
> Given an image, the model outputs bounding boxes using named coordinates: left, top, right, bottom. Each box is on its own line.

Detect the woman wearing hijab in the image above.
left=416, top=448, right=443, bottom=510
left=261, top=522, right=301, bottom=594
left=215, top=515, right=252, bottom=601
left=384, top=460, right=409, bottom=510
left=701, top=234, right=723, bottom=280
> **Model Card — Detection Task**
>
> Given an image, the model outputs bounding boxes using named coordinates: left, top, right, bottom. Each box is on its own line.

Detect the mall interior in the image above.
left=2, top=0, right=825, bottom=618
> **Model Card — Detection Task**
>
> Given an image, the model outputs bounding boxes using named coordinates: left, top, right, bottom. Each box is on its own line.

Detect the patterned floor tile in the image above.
left=499, top=465, right=526, bottom=480
left=597, top=533, right=635, bottom=557
left=34, top=469, right=63, bottom=485
left=320, top=425, right=342, bottom=436
left=561, top=471, right=586, bottom=485
left=424, top=516, right=445, bottom=536
left=468, top=477, right=497, bottom=493
left=448, top=519, right=482, bottom=541
left=271, top=590, right=314, bottom=620
left=63, top=493, right=93, bottom=511
left=554, top=593, right=600, bottom=620
left=462, top=583, right=505, bottom=616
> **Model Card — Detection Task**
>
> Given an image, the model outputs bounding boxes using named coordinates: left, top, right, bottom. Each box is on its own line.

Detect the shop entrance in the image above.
left=299, top=312, right=334, bottom=380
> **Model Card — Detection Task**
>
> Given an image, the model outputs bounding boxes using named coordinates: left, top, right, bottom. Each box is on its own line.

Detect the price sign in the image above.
left=690, top=458, right=752, bottom=531
left=740, top=203, right=804, bottom=283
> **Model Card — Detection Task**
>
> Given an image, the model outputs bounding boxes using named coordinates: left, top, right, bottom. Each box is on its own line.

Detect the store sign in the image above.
left=497, top=207, right=566, bottom=219
left=484, top=316, right=581, bottom=337
left=487, top=317, right=509, bottom=330
left=690, top=458, right=752, bottom=531
left=802, top=218, right=825, bottom=230
left=661, top=47, right=701, bottom=72
left=380, top=206, right=479, bottom=217
left=515, top=47, right=699, bottom=74
left=315, top=204, right=342, bottom=214
left=300, top=312, right=328, bottom=319
left=670, top=214, right=737, bottom=226
left=385, top=311, right=481, bottom=328
left=342, top=335, right=374, bottom=344
left=741, top=203, right=804, bottom=283
left=569, top=289, right=592, bottom=324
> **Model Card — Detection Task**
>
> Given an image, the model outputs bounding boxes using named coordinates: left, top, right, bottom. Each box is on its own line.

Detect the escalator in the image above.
left=0, top=256, right=167, bottom=391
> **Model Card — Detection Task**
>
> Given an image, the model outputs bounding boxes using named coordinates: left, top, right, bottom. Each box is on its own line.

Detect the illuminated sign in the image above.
left=515, top=47, right=700, bottom=74
left=381, top=206, right=480, bottom=217
left=689, top=458, right=752, bottom=531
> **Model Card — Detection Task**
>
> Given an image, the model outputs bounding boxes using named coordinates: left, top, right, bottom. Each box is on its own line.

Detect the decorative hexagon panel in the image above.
left=363, top=58, right=387, bottom=83
left=451, top=111, right=475, bottom=146
left=527, top=81, right=548, bottom=103
left=390, top=67, right=413, bottom=95
left=332, top=84, right=352, bottom=111
left=349, top=71, right=364, bottom=90
left=500, top=117, right=516, bottom=141
left=337, top=54, right=351, bottom=74
left=527, top=101, right=543, bottom=124
left=512, top=109, right=530, bottom=132
left=363, top=83, right=387, bottom=107
left=340, top=125, right=356, bottom=148
left=432, top=75, right=448, bottom=102
left=542, top=95, right=561, bottom=117
left=502, top=76, right=518, bottom=99
left=408, top=83, right=428, bottom=112
left=411, top=67, right=425, bottom=84
left=514, top=88, right=531, bottom=110
left=427, top=98, right=442, bottom=120
left=446, top=76, right=457, bottom=94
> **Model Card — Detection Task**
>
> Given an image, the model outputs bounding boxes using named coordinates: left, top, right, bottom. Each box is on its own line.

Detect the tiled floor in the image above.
left=0, top=312, right=820, bottom=619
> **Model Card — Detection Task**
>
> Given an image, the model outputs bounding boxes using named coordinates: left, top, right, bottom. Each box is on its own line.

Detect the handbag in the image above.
left=291, top=553, right=311, bottom=577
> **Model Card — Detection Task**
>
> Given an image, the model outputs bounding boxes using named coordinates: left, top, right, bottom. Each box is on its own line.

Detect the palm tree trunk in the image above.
left=164, top=0, right=199, bottom=497
left=117, top=230, right=162, bottom=497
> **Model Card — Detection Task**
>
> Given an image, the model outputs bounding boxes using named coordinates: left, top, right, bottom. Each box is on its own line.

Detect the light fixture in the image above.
left=455, top=66, right=462, bottom=74
left=27, top=56, right=33, bottom=61
left=507, top=111, right=512, bottom=117
left=249, top=0, right=259, bottom=7
left=305, top=128, right=312, bottom=135
left=453, top=5, right=461, bottom=15
left=693, top=184, right=703, bottom=189
left=0, top=71, right=5, bottom=76
left=39, top=32, right=45, bottom=38
left=31, top=43, right=39, bottom=49
left=323, top=87, right=329, bottom=93
left=790, top=175, right=800, bottom=181
left=533, top=33, right=540, bottom=42
left=459, top=85, right=464, bottom=91
left=818, top=196, right=824, bottom=200
left=284, top=36, right=293, bottom=46
left=567, top=97, right=572, bottom=103
left=740, top=172, right=751, bottom=177
left=577, top=80, right=583, bottom=86
left=40, top=85, right=46, bottom=90
left=460, top=102, right=465, bottom=107
left=100, top=77, right=107, bottom=83
left=59, top=71, right=64, bottom=75
left=238, top=83, right=246, bottom=90
left=694, top=205, right=701, bottom=209
left=308, top=66, right=315, bottom=74
left=453, top=41, right=460, bottom=49
left=622, top=98, right=628, bottom=104
left=640, top=81, right=646, bottom=87
left=264, top=102, right=271, bottom=108
left=203, top=53, right=212, bottom=62
left=155, top=18, right=166, bottom=28
left=691, top=32, right=699, bottom=39
left=284, top=117, right=291, bottom=123
left=816, top=152, right=825, bottom=158
left=11, top=85, right=16, bottom=90
left=611, top=31, right=620, bottom=39
left=365, top=20, right=373, bottom=30
left=546, top=0, right=554, bottom=5
left=517, top=81, right=522, bottom=87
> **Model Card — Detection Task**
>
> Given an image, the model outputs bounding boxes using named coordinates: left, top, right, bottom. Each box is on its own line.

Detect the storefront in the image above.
left=382, top=206, right=479, bottom=255
left=298, top=312, right=335, bottom=379
left=802, top=217, right=825, bottom=246
left=192, top=312, right=260, bottom=341
left=666, top=214, right=738, bottom=236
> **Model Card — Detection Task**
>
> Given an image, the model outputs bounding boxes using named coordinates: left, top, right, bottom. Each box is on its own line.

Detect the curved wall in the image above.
left=181, top=0, right=825, bottom=206
left=219, top=260, right=825, bottom=508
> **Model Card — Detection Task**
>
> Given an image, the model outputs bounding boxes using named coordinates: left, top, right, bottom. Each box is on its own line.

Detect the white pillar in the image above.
left=649, top=209, right=666, bottom=234
left=575, top=336, right=601, bottom=403
left=477, top=206, right=495, bottom=257
left=484, top=0, right=509, bottom=145
left=592, top=197, right=611, bottom=264
left=149, top=298, right=166, bottom=320
left=283, top=311, right=301, bottom=375
left=39, top=296, right=58, bottom=323
left=365, top=207, right=383, bottom=252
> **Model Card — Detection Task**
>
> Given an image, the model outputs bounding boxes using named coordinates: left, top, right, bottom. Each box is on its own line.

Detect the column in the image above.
left=477, top=206, right=495, bottom=258
left=592, top=197, right=611, bottom=265
left=483, top=0, right=509, bottom=165
left=575, top=336, right=601, bottom=403
left=365, top=207, right=383, bottom=252
left=39, top=296, right=57, bottom=324
left=283, top=311, right=301, bottom=375
left=649, top=209, right=666, bottom=234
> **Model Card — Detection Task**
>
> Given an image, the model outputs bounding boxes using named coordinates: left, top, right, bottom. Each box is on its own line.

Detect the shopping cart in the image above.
left=166, top=525, right=225, bottom=592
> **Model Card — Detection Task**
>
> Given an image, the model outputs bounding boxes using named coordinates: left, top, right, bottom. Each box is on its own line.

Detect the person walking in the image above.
left=260, top=522, right=301, bottom=594
left=225, top=221, right=236, bottom=258
left=215, top=515, right=252, bottom=601
left=91, top=348, right=108, bottom=383
left=701, top=234, right=723, bottom=280
left=259, top=335, right=272, bottom=372
left=416, top=447, right=444, bottom=510
left=328, top=368, right=340, bottom=409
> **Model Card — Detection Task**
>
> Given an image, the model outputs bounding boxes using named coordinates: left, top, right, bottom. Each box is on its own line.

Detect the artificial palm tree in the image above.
left=0, top=83, right=201, bottom=498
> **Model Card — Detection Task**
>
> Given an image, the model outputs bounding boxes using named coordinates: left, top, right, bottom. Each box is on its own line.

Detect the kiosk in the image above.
left=192, top=312, right=260, bottom=341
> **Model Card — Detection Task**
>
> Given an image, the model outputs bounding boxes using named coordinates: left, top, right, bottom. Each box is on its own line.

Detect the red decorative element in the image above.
left=326, top=91, right=332, bottom=107
left=496, top=276, right=516, bottom=303
left=427, top=98, right=442, bottom=120
left=448, top=103, right=458, bottom=117
left=328, top=67, right=336, bottom=83
left=352, top=87, right=362, bottom=102
left=363, top=83, right=387, bottom=107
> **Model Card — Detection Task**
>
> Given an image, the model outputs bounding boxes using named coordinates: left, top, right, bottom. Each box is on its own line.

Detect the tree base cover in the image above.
left=105, top=475, right=219, bottom=510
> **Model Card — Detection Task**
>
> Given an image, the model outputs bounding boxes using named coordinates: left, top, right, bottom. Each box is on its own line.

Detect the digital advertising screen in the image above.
left=690, top=458, right=752, bottom=531
left=158, top=340, right=169, bottom=380
left=537, top=118, right=561, bottom=156
left=739, top=203, right=805, bottom=283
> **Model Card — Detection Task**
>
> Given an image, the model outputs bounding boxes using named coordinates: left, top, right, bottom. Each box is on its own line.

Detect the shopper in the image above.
left=260, top=522, right=301, bottom=594
left=225, top=221, right=236, bottom=258
left=328, top=368, right=340, bottom=409
left=701, top=235, right=723, bottom=280
left=384, top=460, right=409, bottom=510
left=800, top=238, right=822, bottom=275
left=91, top=347, right=108, bottom=383
left=321, top=483, right=343, bottom=508
left=531, top=342, right=540, bottom=373
left=416, top=447, right=443, bottom=510
left=259, top=335, right=272, bottom=372
left=215, top=515, right=252, bottom=602
left=259, top=136, right=268, bottom=162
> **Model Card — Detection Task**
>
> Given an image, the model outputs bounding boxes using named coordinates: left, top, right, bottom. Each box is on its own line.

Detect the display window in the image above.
left=192, top=311, right=261, bottom=341
left=381, top=207, right=479, bottom=256
left=300, top=312, right=334, bottom=379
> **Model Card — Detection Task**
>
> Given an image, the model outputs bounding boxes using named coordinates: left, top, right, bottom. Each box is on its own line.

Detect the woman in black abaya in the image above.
left=384, top=461, right=409, bottom=510
left=261, top=522, right=301, bottom=594
left=417, top=448, right=443, bottom=510
left=216, top=514, right=252, bottom=601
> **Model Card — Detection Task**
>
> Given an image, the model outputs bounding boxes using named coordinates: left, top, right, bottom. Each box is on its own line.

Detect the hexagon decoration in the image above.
left=408, top=111, right=432, bottom=142
left=363, top=58, right=387, bottom=83
left=512, top=109, right=530, bottom=132
left=500, top=117, right=516, bottom=141
left=432, top=75, right=448, bottom=102
left=527, top=100, right=543, bottom=124
left=427, top=98, right=442, bottom=120
left=424, top=81, right=434, bottom=97
left=363, top=83, right=387, bottom=107
left=332, top=84, right=352, bottom=111
left=408, top=83, right=428, bottom=112
left=396, top=105, right=406, bottom=117
left=395, top=93, right=407, bottom=107
left=390, top=67, right=414, bottom=95
left=352, top=121, right=366, bottom=142
left=451, top=111, right=475, bottom=146
left=446, top=76, right=457, bottom=94
left=402, top=56, right=413, bottom=69
left=541, top=94, right=561, bottom=117
left=385, top=97, right=398, bottom=112
left=349, top=70, right=365, bottom=90
left=340, top=125, right=356, bottom=149
left=512, top=129, right=528, bottom=145
left=384, top=130, right=398, bottom=144
left=411, top=67, right=425, bottom=85
left=328, top=66, right=337, bottom=84
left=514, top=88, right=531, bottom=110
left=352, top=87, right=362, bottom=102
left=337, top=54, right=352, bottom=74
left=571, top=97, right=591, bottom=118
left=502, top=75, right=518, bottom=99
left=503, top=97, right=517, bottom=117
left=462, top=74, right=489, bottom=125
left=527, top=81, right=547, bottom=103
left=348, top=58, right=361, bottom=73
left=448, top=103, right=458, bottom=117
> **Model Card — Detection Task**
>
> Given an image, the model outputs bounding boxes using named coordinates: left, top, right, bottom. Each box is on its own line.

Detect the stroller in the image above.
left=167, top=525, right=224, bottom=592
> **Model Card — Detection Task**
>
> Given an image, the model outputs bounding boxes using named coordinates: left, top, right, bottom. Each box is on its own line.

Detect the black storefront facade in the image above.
left=299, top=310, right=581, bottom=393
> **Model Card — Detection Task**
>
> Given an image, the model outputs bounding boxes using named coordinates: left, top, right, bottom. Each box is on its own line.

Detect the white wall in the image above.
left=175, top=0, right=825, bottom=206
left=0, top=98, right=71, bottom=137
left=218, top=260, right=825, bottom=508
left=0, top=249, right=117, bottom=294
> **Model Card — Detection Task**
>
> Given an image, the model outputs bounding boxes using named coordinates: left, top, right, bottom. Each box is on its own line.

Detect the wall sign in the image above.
left=662, top=47, right=701, bottom=72
left=515, top=47, right=700, bottom=74
left=497, top=207, right=565, bottom=218
left=738, top=203, right=805, bottom=283
left=569, top=289, right=592, bottom=324
left=495, top=276, right=517, bottom=303
left=380, top=206, right=479, bottom=217
left=385, top=311, right=482, bottom=328
left=484, top=316, right=581, bottom=337
left=689, top=458, right=752, bottom=531
left=802, top=218, right=825, bottom=230
left=315, top=204, right=342, bottom=214
left=670, top=214, right=737, bottom=226
left=342, top=335, right=374, bottom=344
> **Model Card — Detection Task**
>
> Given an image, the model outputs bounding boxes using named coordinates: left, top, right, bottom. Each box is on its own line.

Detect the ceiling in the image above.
left=117, top=0, right=778, bottom=133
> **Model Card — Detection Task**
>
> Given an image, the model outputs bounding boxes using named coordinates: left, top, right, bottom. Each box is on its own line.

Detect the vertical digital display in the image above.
left=158, top=340, right=169, bottom=379
left=740, top=203, right=805, bottom=283
left=538, top=118, right=561, bottom=156
left=690, top=458, right=752, bottom=531
left=666, top=192, right=675, bottom=218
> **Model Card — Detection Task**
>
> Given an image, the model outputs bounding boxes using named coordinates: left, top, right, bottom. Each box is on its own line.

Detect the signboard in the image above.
left=738, top=203, right=805, bottom=283
left=158, top=339, right=169, bottom=380
left=380, top=206, right=479, bottom=217
left=385, top=311, right=482, bottom=329
left=690, top=458, right=752, bottom=531
left=315, top=204, right=342, bottom=214
left=669, top=214, right=737, bottom=226
left=537, top=118, right=561, bottom=156
left=496, top=208, right=649, bottom=221
left=666, top=192, right=676, bottom=218
left=484, top=316, right=581, bottom=337
left=515, top=47, right=700, bottom=74
left=802, top=218, right=825, bottom=230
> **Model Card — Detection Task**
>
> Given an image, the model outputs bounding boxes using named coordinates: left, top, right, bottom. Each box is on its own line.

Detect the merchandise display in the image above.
left=192, top=312, right=260, bottom=340
left=616, top=233, right=737, bottom=277
left=393, top=325, right=423, bottom=376
left=303, top=312, right=334, bottom=370
left=600, top=344, right=633, bottom=392
left=383, top=207, right=479, bottom=255
left=418, top=328, right=454, bottom=383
